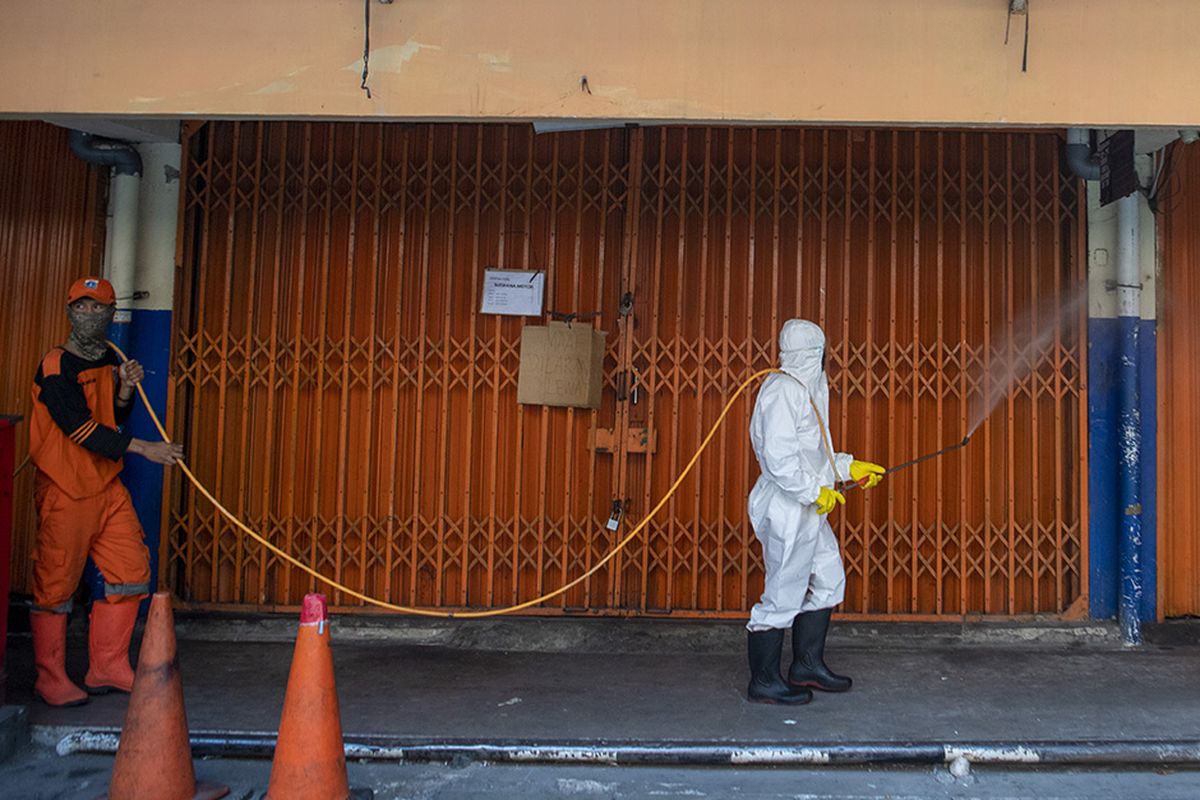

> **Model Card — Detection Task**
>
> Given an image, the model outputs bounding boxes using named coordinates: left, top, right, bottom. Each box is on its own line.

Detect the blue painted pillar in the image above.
left=1116, top=315, right=1143, bottom=641
left=124, top=143, right=182, bottom=609
left=85, top=168, right=140, bottom=603
left=1115, top=193, right=1143, bottom=644
left=86, top=142, right=181, bottom=609
left=1088, top=188, right=1157, bottom=631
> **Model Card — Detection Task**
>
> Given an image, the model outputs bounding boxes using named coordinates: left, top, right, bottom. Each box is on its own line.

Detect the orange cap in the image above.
left=66, top=277, right=116, bottom=306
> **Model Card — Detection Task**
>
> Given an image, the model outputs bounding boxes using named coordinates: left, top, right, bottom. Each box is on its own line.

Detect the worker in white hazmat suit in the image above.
left=745, top=319, right=885, bottom=705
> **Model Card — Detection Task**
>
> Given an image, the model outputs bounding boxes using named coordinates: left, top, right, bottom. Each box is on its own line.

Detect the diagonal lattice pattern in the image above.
left=170, top=123, right=1085, bottom=619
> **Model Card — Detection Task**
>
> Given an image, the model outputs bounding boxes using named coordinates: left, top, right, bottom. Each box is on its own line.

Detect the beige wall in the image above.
left=2, top=0, right=1198, bottom=126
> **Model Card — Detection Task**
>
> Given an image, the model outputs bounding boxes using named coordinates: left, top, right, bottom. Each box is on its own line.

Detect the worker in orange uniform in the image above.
left=27, top=277, right=183, bottom=707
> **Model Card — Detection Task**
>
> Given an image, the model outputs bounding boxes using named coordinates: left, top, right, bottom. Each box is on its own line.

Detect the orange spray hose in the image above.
left=109, top=338, right=779, bottom=619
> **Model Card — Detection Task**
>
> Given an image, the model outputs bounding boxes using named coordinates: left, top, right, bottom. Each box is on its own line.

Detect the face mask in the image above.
left=67, top=304, right=115, bottom=360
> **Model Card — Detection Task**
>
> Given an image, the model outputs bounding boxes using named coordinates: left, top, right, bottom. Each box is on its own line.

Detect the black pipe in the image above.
left=53, top=729, right=1200, bottom=766
left=68, top=130, right=142, bottom=176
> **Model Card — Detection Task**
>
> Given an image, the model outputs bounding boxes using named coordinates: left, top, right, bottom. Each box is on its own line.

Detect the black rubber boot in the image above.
left=747, top=629, right=813, bottom=705
left=787, top=608, right=853, bottom=692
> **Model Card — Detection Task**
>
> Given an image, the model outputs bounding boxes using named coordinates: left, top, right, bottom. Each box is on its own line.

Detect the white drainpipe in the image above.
left=105, top=172, right=141, bottom=339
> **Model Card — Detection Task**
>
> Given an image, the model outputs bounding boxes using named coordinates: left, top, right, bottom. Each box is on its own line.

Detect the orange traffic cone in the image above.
left=266, top=593, right=352, bottom=800
left=105, top=592, right=228, bottom=800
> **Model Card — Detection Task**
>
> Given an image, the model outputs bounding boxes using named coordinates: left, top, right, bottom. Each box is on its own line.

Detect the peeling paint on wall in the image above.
left=477, top=51, right=513, bottom=73
left=344, top=40, right=442, bottom=75
left=253, top=80, right=297, bottom=96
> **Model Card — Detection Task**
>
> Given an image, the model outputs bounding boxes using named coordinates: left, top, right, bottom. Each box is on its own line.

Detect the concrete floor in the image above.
left=4, top=615, right=1199, bottom=751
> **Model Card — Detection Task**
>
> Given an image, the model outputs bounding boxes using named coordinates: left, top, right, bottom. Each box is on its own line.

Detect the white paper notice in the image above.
left=481, top=269, right=545, bottom=316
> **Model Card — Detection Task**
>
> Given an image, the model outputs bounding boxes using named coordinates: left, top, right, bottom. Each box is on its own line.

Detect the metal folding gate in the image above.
left=170, top=122, right=1086, bottom=618
left=1, top=121, right=106, bottom=596
left=1160, top=141, right=1200, bottom=618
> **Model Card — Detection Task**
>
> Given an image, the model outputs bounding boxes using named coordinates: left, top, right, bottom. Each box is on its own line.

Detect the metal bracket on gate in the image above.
left=591, top=427, right=657, bottom=454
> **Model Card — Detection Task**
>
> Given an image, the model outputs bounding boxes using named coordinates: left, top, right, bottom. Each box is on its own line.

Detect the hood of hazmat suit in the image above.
left=746, top=319, right=853, bottom=631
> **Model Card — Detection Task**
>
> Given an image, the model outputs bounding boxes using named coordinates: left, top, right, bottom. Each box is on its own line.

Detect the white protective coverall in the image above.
left=746, top=319, right=853, bottom=632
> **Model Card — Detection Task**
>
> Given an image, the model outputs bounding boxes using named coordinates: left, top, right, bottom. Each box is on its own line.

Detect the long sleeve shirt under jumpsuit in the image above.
left=29, top=346, right=150, bottom=612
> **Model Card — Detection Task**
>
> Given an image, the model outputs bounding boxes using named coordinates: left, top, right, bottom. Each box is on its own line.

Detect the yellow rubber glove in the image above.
left=815, top=486, right=846, bottom=515
left=850, top=460, right=886, bottom=489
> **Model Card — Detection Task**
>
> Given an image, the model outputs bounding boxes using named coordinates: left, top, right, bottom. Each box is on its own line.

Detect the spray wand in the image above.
left=837, top=434, right=973, bottom=493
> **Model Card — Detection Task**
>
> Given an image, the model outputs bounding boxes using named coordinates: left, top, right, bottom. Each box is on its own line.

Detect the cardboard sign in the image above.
left=517, top=322, right=607, bottom=409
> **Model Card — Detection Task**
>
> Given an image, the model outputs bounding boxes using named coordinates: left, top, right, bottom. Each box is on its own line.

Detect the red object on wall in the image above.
left=0, top=415, right=20, bottom=702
